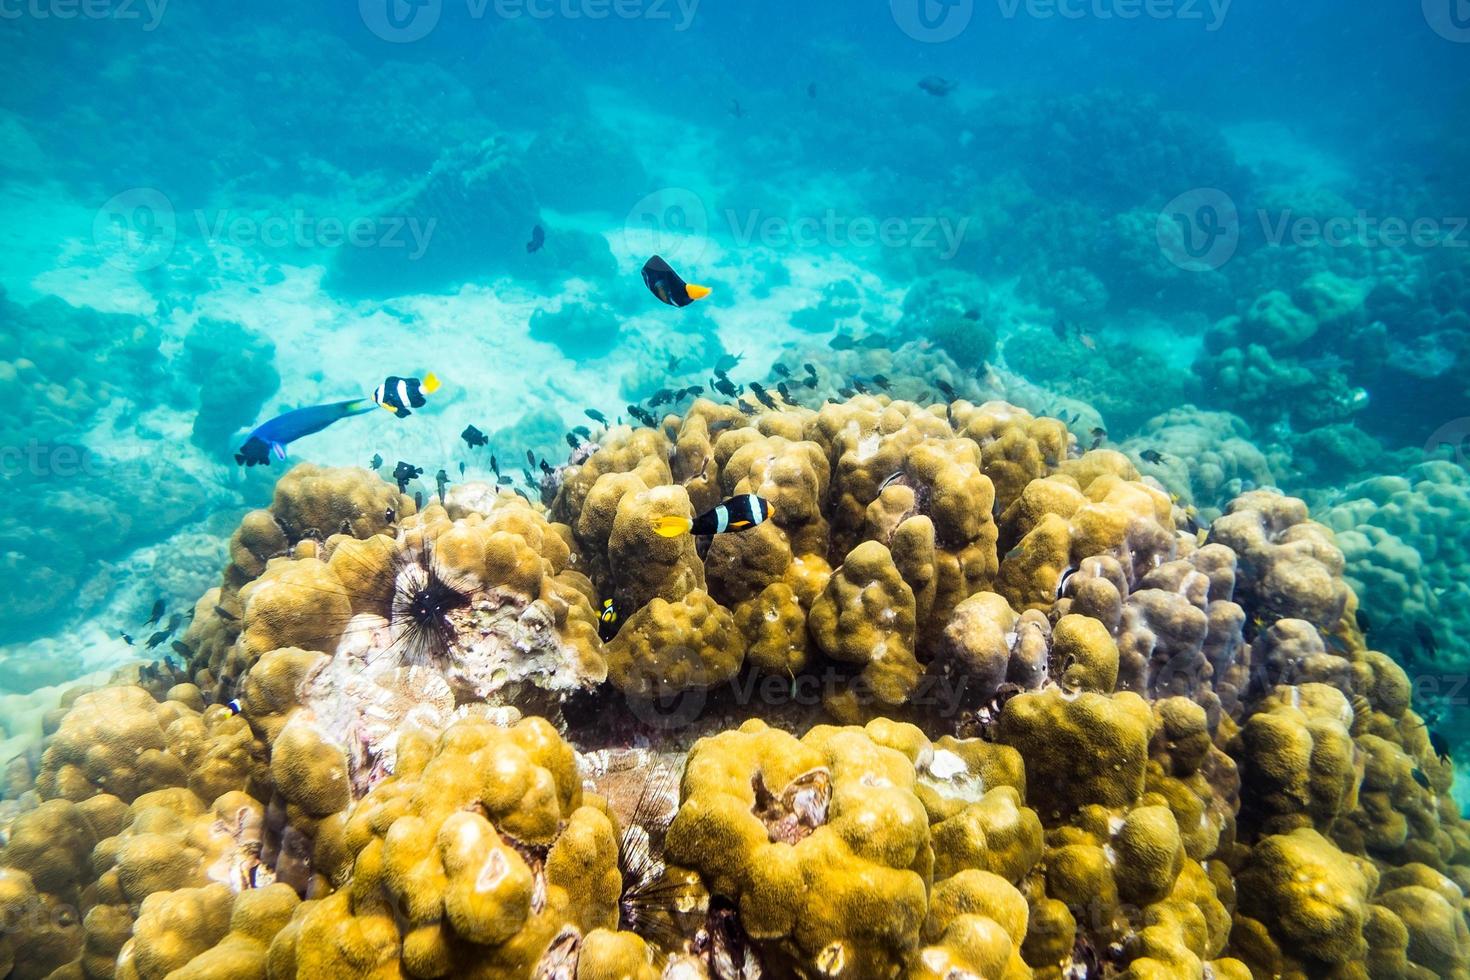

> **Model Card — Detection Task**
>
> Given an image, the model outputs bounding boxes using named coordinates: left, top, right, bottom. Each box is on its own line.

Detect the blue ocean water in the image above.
left=2, top=2, right=1470, bottom=967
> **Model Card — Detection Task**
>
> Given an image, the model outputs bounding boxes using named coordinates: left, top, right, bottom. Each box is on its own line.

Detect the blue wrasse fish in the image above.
left=652, top=494, right=774, bottom=538
left=373, top=374, right=440, bottom=418
left=236, top=398, right=378, bottom=466
left=642, top=255, right=711, bottom=308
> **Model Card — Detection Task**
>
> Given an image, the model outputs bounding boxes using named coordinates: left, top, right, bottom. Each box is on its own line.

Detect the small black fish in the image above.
left=490, top=454, right=500, bottom=477
left=393, top=461, right=424, bottom=493
left=1355, top=608, right=1371, bottom=634
left=598, top=597, right=621, bottom=642
left=872, top=374, right=892, bottom=391
left=773, top=363, right=791, bottom=378
left=170, top=640, right=192, bottom=658
left=1140, top=449, right=1167, bottom=465
left=213, top=605, right=238, bottom=622
left=630, top=406, right=658, bottom=427
left=830, top=334, right=856, bottom=351
left=526, top=224, right=545, bottom=253
left=649, top=388, right=676, bottom=407
left=748, top=382, right=778, bottom=410
left=963, top=309, right=980, bottom=321
left=166, top=613, right=182, bottom=633
left=1089, top=427, right=1107, bottom=451
left=837, top=386, right=856, bottom=399
left=566, top=433, right=581, bottom=450
left=935, top=380, right=958, bottom=401
left=436, top=469, right=450, bottom=503
left=586, top=409, right=609, bottom=426
left=461, top=425, right=488, bottom=449
left=145, top=630, right=170, bottom=650
left=918, top=76, right=957, bottom=97
left=777, top=381, right=795, bottom=403
left=145, top=599, right=165, bottom=626
left=119, top=631, right=134, bottom=645
left=526, top=450, right=536, bottom=468
left=804, top=363, right=818, bottom=377
left=802, top=376, right=818, bottom=389
left=667, top=355, right=681, bottom=372
left=713, top=378, right=738, bottom=398
left=522, top=468, right=536, bottom=486
left=1412, top=768, right=1431, bottom=790
left=716, top=353, right=744, bottom=373
left=497, top=476, right=512, bottom=486
left=852, top=378, right=869, bottom=395
left=1415, top=621, right=1438, bottom=658
left=572, top=425, right=591, bottom=438
left=459, top=461, right=465, bottom=477
left=1431, top=729, right=1451, bottom=764
left=370, top=453, right=383, bottom=470
left=415, top=491, right=424, bottom=511
left=539, top=460, right=554, bottom=476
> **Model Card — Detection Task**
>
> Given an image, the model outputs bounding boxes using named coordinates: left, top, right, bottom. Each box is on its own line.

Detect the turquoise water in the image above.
left=2, top=3, right=1470, bottom=972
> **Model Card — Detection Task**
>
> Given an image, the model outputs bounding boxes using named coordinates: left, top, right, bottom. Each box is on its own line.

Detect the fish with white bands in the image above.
left=651, top=494, right=775, bottom=538
left=373, top=373, right=441, bottom=419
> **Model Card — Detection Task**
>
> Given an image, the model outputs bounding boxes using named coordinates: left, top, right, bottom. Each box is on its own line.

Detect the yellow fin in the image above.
left=422, top=372, right=441, bottom=394
left=652, top=515, right=694, bottom=538
left=379, top=402, right=398, bottom=412
left=685, top=283, right=711, bottom=301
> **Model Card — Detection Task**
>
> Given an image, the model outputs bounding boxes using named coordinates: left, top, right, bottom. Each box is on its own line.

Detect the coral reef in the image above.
left=4, top=395, right=1470, bottom=979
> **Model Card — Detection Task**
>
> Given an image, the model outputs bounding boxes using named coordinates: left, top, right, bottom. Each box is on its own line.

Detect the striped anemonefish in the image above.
left=642, top=255, right=711, bottom=308
left=374, top=373, right=440, bottom=418
left=652, top=494, right=774, bottom=538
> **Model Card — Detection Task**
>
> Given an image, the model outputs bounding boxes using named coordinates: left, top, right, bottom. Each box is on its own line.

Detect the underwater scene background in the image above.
left=2, top=0, right=1470, bottom=976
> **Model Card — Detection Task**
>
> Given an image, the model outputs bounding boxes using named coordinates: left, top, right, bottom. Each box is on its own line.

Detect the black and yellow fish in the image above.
left=642, top=255, right=711, bottom=308
left=374, top=374, right=441, bottom=418
left=652, top=494, right=774, bottom=538
left=598, top=598, right=621, bottom=642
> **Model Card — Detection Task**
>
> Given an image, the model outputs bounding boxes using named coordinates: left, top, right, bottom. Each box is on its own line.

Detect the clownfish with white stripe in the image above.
left=652, top=494, right=774, bottom=538
left=373, top=374, right=441, bottom=418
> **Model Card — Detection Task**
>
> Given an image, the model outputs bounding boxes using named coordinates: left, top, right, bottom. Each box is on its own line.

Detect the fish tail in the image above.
left=652, top=515, right=694, bottom=538
left=422, top=372, right=441, bottom=394
left=685, top=284, right=711, bottom=301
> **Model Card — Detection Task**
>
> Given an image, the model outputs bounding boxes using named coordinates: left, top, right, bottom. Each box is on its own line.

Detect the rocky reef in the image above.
left=2, top=395, right=1468, bottom=979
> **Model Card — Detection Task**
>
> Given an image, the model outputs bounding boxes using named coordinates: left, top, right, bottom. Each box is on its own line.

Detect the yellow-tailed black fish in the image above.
left=642, top=255, right=711, bottom=308
left=598, top=598, right=621, bottom=642
left=652, top=494, right=774, bottom=538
